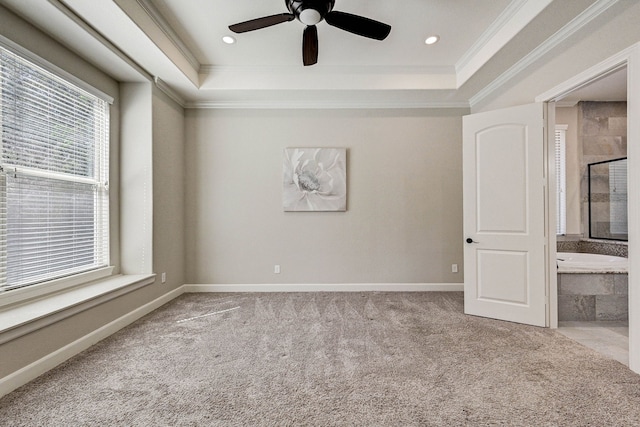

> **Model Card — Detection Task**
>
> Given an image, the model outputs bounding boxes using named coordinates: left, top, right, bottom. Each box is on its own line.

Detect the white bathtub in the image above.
left=557, top=252, right=628, bottom=273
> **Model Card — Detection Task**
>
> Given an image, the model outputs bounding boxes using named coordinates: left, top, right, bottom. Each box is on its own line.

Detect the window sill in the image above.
left=0, top=274, right=156, bottom=345
left=0, top=267, right=116, bottom=309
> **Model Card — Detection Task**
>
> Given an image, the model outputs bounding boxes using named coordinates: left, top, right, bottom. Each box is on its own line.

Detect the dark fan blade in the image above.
left=229, top=13, right=294, bottom=33
left=325, top=11, right=391, bottom=40
left=303, top=26, right=318, bottom=66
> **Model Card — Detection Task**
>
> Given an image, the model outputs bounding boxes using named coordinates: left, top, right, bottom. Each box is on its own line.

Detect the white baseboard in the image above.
left=183, top=283, right=464, bottom=293
left=0, top=287, right=184, bottom=399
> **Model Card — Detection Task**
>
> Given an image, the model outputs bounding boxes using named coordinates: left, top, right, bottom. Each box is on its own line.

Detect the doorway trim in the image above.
left=535, top=42, right=640, bottom=373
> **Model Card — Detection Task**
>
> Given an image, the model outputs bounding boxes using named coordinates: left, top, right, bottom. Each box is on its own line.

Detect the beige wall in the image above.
left=153, top=87, right=186, bottom=290
left=185, top=108, right=465, bottom=284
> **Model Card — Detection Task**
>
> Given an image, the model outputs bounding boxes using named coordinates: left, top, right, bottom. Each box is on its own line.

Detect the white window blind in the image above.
left=0, top=46, right=109, bottom=292
left=609, top=158, right=628, bottom=235
left=555, top=125, right=567, bottom=236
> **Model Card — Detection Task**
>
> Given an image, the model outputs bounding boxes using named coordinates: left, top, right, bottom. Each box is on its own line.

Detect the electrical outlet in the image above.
left=161, top=272, right=167, bottom=283
left=451, top=264, right=458, bottom=273
left=274, top=265, right=281, bottom=274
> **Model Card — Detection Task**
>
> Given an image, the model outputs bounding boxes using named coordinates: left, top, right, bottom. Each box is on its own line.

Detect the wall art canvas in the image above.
left=283, top=148, right=347, bottom=212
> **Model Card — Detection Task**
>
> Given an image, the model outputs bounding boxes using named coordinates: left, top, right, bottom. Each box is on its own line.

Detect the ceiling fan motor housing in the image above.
left=287, top=0, right=335, bottom=25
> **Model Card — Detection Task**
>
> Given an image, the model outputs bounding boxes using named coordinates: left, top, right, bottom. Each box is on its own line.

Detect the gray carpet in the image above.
left=2, top=292, right=640, bottom=426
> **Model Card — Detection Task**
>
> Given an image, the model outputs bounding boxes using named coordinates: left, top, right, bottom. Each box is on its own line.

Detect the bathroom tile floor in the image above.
left=558, top=321, right=629, bottom=366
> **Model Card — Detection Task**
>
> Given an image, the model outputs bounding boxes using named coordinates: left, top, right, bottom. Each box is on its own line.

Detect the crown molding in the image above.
left=185, top=99, right=470, bottom=110
left=199, top=64, right=455, bottom=76
left=555, top=100, right=579, bottom=108
left=135, top=0, right=200, bottom=72
left=457, top=0, right=530, bottom=68
left=198, top=65, right=458, bottom=91
left=50, top=0, right=152, bottom=80
left=154, top=76, right=186, bottom=107
left=455, top=0, right=554, bottom=87
left=456, top=0, right=530, bottom=82
left=469, top=0, right=620, bottom=108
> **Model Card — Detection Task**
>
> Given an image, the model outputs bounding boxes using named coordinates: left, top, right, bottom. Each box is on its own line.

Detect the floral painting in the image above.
left=283, top=148, right=347, bottom=211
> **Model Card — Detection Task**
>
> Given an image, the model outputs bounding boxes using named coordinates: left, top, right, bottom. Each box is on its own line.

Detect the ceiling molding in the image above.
left=469, top=0, right=620, bottom=108
left=555, top=100, right=579, bottom=108
left=455, top=0, right=554, bottom=88
left=111, top=0, right=199, bottom=85
left=185, top=100, right=470, bottom=110
left=50, top=0, right=152, bottom=80
left=154, top=76, right=186, bottom=107
left=456, top=0, right=529, bottom=68
left=18, top=0, right=619, bottom=109
left=199, top=65, right=458, bottom=91
left=199, top=64, right=455, bottom=77
left=135, top=0, right=201, bottom=72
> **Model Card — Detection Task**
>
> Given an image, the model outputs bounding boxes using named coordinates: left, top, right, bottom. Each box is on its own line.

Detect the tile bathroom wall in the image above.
left=558, top=272, right=628, bottom=321
left=578, top=101, right=627, bottom=239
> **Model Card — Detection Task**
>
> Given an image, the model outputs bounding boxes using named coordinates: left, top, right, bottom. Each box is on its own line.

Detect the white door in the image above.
left=463, top=103, right=547, bottom=327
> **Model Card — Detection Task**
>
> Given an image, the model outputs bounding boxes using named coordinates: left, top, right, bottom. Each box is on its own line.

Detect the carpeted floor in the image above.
left=1, top=292, right=640, bottom=426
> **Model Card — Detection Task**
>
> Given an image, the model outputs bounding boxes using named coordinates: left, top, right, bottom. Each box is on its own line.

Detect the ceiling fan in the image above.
left=228, top=0, right=391, bottom=66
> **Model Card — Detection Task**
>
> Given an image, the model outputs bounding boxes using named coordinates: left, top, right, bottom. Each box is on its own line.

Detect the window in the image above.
left=0, top=45, right=110, bottom=293
left=555, top=125, right=567, bottom=235
left=609, top=158, right=628, bottom=236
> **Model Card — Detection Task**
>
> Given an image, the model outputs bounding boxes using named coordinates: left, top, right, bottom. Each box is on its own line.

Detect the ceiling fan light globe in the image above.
left=299, top=9, right=322, bottom=25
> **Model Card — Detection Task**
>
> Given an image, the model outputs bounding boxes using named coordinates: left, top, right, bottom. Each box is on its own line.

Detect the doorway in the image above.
left=536, top=44, right=640, bottom=373
left=551, top=68, right=629, bottom=364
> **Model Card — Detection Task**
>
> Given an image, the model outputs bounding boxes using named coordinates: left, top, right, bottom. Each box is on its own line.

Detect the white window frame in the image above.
left=0, top=39, right=114, bottom=308
left=555, top=125, right=568, bottom=236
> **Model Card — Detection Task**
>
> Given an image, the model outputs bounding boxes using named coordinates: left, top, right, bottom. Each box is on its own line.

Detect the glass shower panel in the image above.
left=588, top=158, right=628, bottom=241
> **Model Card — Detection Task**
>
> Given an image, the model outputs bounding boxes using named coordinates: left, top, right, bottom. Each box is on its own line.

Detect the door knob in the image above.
left=466, top=238, right=479, bottom=244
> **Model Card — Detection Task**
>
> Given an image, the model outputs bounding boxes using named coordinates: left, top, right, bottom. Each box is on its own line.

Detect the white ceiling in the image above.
left=149, top=0, right=513, bottom=68
left=0, top=0, right=618, bottom=108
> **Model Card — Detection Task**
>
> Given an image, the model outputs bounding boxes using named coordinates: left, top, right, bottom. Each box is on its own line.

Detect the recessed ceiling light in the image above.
left=222, top=35, right=236, bottom=44
left=425, top=35, right=440, bottom=45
